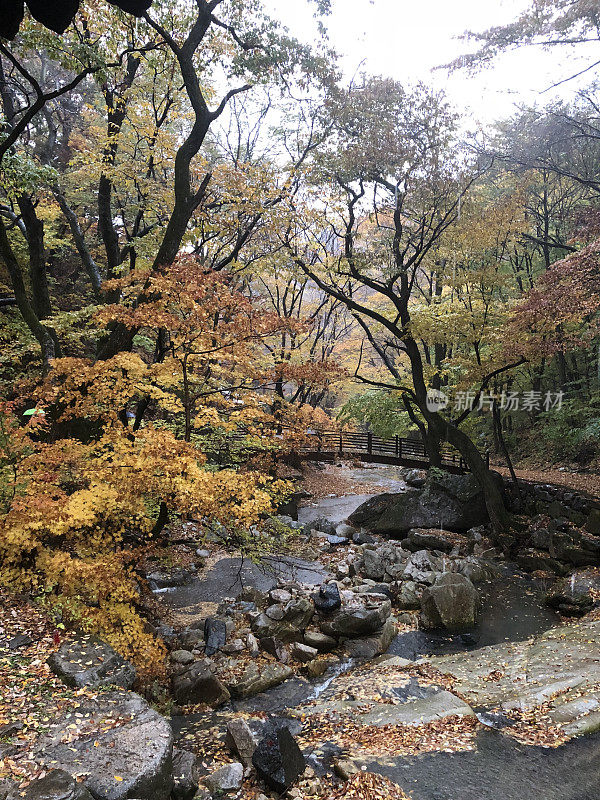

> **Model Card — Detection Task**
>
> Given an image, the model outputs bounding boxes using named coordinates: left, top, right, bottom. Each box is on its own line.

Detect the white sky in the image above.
left=264, top=0, right=600, bottom=127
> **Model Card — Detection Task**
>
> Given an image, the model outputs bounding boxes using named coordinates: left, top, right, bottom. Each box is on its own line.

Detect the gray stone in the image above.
left=47, top=636, right=135, bottom=690
left=20, top=771, right=94, bottom=800
left=172, top=750, right=198, bottom=800
left=35, top=691, right=173, bottom=800
left=146, top=569, right=191, bottom=589
left=313, top=582, right=341, bottom=614
left=290, top=642, right=318, bottom=663
left=319, top=598, right=391, bottom=638
left=226, top=662, right=293, bottom=699
left=303, top=630, right=337, bottom=652
left=394, top=580, right=423, bottom=610
left=348, top=471, right=502, bottom=534
left=225, top=718, right=258, bottom=767
left=404, top=529, right=454, bottom=553
left=344, top=618, right=397, bottom=659
left=429, top=618, right=600, bottom=740
left=172, top=661, right=230, bottom=707
left=362, top=549, right=386, bottom=580
left=171, top=650, right=195, bottom=666
left=586, top=508, right=600, bottom=535
left=310, top=517, right=338, bottom=536
left=402, top=550, right=440, bottom=584
left=420, top=572, right=479, bottom=632
left=251, top=597, right=314, bottom=642
left=203, top=762, right=243, bottom=794
left=260, top=636, right=289, bottom=662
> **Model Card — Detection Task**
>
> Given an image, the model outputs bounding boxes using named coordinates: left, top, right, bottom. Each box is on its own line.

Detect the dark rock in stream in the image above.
left=204, top=618, right=227, bottom=656
left=252, top=723, right=306, bottom=793
left=313, top=582, right=341, bottom=613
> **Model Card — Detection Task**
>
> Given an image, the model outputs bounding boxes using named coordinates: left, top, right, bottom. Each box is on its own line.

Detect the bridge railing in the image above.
left=300, top=429, right=489, bottom=472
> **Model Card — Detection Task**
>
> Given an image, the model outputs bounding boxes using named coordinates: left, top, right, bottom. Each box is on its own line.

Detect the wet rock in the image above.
left=290, top=642, right=318, bottom=663
left=172, top=661, right=230, bottom=707
left=225, top=718, right=258, bottom=767
left=35, top=691, right=173, bottom=800
left=20, top=770, right=94, bottom=800
left=303, top=630, right=337, bottom=652
left=349, top=471, right=501, bottom=534
left=394, top=580, right=423, bottom=610
left=313, top=583, right=341, bottom=614
left=344, top=618, right=397, bottom=659
left=171, top=650, right=195, bottom=666
left=203, top=762, right=243, bottom=794
left=146, top=569, right=192, bottom=590
left=545, top=568, right=600, bottom=615
left=319, top=598, right=391, bottom=639
left=204, top=618, right=227, bottom=656
left=47, top=636, right=135, bottom=690
left=171, top=750, right=198, bottom=800
left=515, top=549, right=569, bottom=575
left=260, top=636, right=289, bottom=663
left=226, top=662, right=293, bottom=699
left=404, top=529, right=454, bottom=553
left=252, top=723, right=306, bottom=793
left=402, top=550, right=440, bottom=584
left=310, top=517, right=338, bottom=536
left=420, top=572, right=479, bottom=632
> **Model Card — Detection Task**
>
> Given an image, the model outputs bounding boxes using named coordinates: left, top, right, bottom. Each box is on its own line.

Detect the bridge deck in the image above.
left=299, top=431, right=488, bottom=474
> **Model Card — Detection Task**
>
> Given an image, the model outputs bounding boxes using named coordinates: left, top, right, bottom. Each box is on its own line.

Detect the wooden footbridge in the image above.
left=298, top=430, right=489, bottom=474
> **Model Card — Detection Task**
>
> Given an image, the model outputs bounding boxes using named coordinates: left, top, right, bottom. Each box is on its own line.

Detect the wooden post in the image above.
left=395, top=435, right=399, bottom=457
left=367, top=432, right=373, bottom=455
left=339, top=432, right=343, bottom=455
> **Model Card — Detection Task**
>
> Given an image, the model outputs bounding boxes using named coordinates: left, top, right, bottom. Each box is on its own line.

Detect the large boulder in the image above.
left=47, top=636, right=135, bottom=690
left=420, top=572, right=480, bottom=632
left=252, top=723, right=306, bottom=793
left=251, top=597, right=314, bottom=642
left=348, top=470, right=502, bottom=535
left=319, top=597, right=391, bottom=639
left=171, top=660, right=231, bottom=707
left=35, top=691, right=173, bottom=800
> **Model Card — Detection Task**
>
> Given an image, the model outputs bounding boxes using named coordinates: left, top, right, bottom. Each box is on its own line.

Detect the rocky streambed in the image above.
left=5, top=463, right=600, bottom=800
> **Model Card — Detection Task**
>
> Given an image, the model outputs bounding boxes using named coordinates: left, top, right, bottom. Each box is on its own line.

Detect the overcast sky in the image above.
left=264, top=0, right=598, bottom=127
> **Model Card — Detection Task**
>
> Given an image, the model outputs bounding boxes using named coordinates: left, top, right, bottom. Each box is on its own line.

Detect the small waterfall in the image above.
left=570, top=574, right=576, bottom=597
left=307, top=658, right=356, bottom=701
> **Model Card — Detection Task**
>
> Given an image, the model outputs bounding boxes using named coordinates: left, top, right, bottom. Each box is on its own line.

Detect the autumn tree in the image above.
left=282, top=77, right=519, bottom=539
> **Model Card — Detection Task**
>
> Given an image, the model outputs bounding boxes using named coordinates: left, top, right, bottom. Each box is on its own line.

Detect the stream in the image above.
left=167, top=464, right=600, bottom=800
